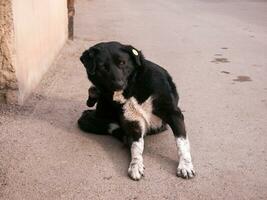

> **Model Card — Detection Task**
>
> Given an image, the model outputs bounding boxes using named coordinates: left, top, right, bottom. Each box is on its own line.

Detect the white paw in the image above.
left=128, top=160, right=144, bottom=181
left=177, top=159, right=195, bottom=179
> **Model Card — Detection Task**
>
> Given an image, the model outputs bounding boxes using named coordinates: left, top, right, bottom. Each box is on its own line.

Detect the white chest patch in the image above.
left=113, top=91, right=162, bottom=135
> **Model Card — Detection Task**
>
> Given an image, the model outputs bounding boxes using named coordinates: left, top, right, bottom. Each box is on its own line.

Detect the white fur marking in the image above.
left=113, top=91, right=163, bottom=136
left=176, top=137, right=195, bottom=178
left=128, top=138, right=144, bottom=180
left=108, top=123, right=120, bottom=134
left=113, top=91, right=126, bottom=104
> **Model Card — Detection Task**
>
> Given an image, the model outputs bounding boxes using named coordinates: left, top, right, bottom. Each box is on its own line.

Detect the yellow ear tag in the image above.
left=132, top=49, right=139, bottom=56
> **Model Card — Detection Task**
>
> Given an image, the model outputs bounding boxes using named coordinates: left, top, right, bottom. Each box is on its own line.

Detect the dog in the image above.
left=78, top=41, right=195, bottom=180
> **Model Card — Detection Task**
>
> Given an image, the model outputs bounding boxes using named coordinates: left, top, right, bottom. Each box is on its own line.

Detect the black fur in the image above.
left=78, top=41, right=186, bottom=144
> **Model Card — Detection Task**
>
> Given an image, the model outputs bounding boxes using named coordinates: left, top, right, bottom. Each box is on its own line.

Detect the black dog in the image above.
left=78, top=41, right=195, bottom=180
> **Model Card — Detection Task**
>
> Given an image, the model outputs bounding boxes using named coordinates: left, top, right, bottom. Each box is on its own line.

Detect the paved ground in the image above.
left=1, top=0, right=267, bottom=199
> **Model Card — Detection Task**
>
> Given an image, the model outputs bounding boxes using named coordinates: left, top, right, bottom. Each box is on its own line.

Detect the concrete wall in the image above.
left=12, top=0, right=68, bottom=103
left=0, top=0, right=17, bottom=103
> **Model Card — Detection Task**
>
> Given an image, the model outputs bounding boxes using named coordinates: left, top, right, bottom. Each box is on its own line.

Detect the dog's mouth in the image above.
left=112, top=81, right=126, bottom=91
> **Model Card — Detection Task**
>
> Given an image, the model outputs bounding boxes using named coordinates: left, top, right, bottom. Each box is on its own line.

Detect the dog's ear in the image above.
left=80, top=47, right=99, bottom=75
left=122, top=45, right=144, bottom=67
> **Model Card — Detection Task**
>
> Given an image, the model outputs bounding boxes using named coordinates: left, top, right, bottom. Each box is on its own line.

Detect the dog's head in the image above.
left=80, top=41, right=143, bottom=92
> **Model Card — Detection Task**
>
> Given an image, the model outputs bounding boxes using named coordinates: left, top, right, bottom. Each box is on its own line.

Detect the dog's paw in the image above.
left=128, top=160, right=144, bottom=181
left=177, top=159, right=195, bottom=179
left=87, top=97, right=97, bottom=107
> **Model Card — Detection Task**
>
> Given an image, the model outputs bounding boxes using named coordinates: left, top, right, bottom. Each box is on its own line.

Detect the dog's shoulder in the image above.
left=141, top=60, right=177, bottom=94
left=126, top=59, right=178, bottom=104
left=141, top=60, right=168, bottom=78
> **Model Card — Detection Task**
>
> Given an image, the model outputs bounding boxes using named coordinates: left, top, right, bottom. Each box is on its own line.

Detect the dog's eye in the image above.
left=98, top=62, right=109, bottom=72
left=119, top=60, right=126, bottom=65
left=104, top=65, right=110, bottom=71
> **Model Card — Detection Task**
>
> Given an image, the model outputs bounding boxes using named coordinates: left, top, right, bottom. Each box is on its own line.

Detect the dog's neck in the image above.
left=123, top=66, right=142, bottom=97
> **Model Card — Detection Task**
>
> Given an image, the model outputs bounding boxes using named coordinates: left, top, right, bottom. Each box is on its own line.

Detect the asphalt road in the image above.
left=1, top=0, right=267, bottom=199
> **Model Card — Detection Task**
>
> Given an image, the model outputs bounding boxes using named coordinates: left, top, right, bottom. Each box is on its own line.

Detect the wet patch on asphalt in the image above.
left=233, top=76, right=252, bottom=82
left=252, top=64, right=262, bottom=67
left=221, top=71, right=230, bottom=74
left=103, top=176, right=112, bottom=180
left=211, top=58, right=230, bottom=63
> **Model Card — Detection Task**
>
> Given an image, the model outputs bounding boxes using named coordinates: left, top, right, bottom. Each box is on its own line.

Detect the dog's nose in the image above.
left=113, top=80, right=124, bottom=90
left=117, top=80, right=124, bottom=86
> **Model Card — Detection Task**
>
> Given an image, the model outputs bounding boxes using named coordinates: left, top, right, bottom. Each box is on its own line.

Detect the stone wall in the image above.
left=0, top=0, right=18, bottom=103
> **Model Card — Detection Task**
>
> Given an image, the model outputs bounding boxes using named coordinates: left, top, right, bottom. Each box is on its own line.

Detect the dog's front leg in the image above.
left=113, top=91, right=145, bottom=180
left=128, top=136, right=145, bottom=180
left=166, top=108, right=195, bottom=179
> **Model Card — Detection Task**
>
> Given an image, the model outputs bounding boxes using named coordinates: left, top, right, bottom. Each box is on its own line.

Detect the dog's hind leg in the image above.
left=78, top=110, right=127, bottom=142
left=78, top=110, right=112, bottom=134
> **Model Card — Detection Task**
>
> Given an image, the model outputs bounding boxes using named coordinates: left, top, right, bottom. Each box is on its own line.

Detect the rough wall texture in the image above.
left=0, top=0, right=18, bottom=103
